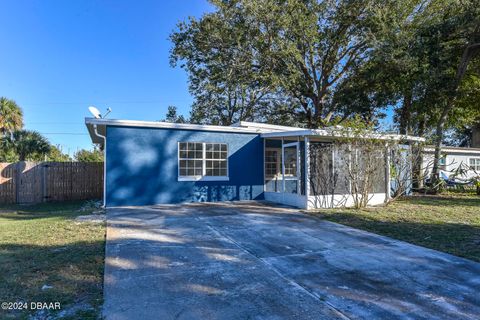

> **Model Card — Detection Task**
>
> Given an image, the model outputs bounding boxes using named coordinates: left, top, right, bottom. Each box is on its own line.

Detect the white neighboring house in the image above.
left=423, top=146, right=480, bottom=180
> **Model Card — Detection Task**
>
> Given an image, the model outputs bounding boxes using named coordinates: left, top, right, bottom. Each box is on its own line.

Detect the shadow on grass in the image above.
left=404, top=195, right=480, bottom=207
left=0, top=200, right=101, bottom=221
left=317, top=211, right=480, bottom=262
left=103, top=203, right=480, bottom=319
left=0, top=240, right=105, bottom=320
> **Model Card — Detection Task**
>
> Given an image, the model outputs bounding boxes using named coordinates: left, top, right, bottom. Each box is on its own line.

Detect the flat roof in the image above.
left=231, top=121, right=304, bottom=131
left=85, top=118, right=425, bottom=146
left=85, top=118, right=279, bottom=145
left=261, top=129, right=425, bottom=142
left=424, top=146, right=480, bottom=154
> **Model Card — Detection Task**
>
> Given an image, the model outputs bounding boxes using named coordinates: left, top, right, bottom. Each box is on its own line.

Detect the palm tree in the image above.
left=0, top=97, right=24, bottom=136
left=2, top=130, right=51, bottom=161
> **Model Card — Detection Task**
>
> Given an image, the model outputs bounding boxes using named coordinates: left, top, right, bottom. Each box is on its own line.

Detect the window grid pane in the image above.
left=179, top=142, right=204, bottom=176
left=470, top=158, right=480, bottom=171
left=265, top=150, right=278, bottom=176
left=205, top=143, right=227, bottom=161
left=205, top=159, right=227, bottom=176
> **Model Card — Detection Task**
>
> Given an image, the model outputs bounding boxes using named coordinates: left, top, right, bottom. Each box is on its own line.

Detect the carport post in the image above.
left=304, top=136, right=310, bottom=207
left=281, top=137, right=285, bottom=193
left=385, top=144, right=391, bottom=203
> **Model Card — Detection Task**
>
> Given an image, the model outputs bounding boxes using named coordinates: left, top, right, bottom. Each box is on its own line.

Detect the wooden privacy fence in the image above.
left=0, top=162, right=103, bottom=204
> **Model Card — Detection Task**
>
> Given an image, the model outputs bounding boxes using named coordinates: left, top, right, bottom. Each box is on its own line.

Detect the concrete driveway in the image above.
left=103, top=201, right=480, bottom=320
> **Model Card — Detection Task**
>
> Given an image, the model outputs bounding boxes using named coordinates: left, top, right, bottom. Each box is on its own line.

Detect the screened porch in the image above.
left=262, top=133, right=390, bottom=209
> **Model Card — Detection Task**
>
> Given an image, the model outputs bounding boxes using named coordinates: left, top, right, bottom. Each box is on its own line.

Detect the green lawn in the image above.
left=0, top=201, right=105, bottom=319
left=314, top=195, right=480, bottom=262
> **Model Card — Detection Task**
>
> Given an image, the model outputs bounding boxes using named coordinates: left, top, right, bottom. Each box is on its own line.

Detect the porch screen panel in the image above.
left=333, top=144, right=350, bottom=194
left=372, top=150, right=386, bottom=193
left=309, top=142, right=334, bottom=196
left=354, top=147, right=386, bottom=194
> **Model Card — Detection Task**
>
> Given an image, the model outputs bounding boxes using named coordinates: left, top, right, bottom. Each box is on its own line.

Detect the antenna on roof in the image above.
left=103, top=107, right=112, bottom=118
left=88, top=106, right=112, bottom=119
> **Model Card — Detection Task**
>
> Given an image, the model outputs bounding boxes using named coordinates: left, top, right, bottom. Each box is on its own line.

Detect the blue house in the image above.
left=85, top=119, right=422, bottom=208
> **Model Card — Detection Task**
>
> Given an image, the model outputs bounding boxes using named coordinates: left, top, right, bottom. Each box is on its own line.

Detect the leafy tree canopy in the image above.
left=1, top=130, right=51, bottom=161
left=74, top=146, right=104, bottom=162
left=0, top=97, right=23, bottom=136
left=171, top=0, right=423, bottom=127
left=161, top=106, right=188, bottom=123
left=46, top=145, right=72, bottom=162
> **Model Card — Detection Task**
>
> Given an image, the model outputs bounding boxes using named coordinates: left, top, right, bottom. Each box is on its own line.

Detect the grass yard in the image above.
left=314, top=194, right=480, bottom=262
left=0, top=201, right=106, bottom=320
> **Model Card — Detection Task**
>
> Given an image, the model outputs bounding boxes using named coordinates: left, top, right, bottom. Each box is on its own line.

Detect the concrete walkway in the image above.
left=103, top=202, right=480, bottom=320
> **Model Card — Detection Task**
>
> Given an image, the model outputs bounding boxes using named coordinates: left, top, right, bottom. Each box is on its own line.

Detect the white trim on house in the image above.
left=423, top=146, right=480, bottom=155
left=231, top=121, right=303, bottom=131
left=178, top=176, right=230, bottom=182
left=264, top=192, right=307, bottom=208
left=261, top=129, right=425, bottom=142
left=307, top=193, right=386, bottom=209
left=86, top=118, right=271, bottom=133
left=85, top=118, right=284, bottom=146
left=86, top=118, right=425, bottom=146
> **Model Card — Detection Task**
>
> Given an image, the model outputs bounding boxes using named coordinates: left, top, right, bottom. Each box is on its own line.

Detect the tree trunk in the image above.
left=415, top=116, right=427, bottom=189
left=399, top=90, right=413, bottom=135
left=431, top=103, right=449, bottom=191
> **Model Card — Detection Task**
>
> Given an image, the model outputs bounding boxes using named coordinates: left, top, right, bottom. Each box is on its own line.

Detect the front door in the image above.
left=282, top=142, right=300, bottom=194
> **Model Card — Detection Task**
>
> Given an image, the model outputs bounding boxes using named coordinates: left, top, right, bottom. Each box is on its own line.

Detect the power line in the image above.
left=39, top=132, right=89, bottom=136
left=21, top=99, right=191, bottom=105
left=27, top=122, right=83, bottom=124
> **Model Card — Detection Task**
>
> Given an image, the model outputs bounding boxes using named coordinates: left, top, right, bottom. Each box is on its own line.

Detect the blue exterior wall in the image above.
left=105, top=125, right=264, bottom=206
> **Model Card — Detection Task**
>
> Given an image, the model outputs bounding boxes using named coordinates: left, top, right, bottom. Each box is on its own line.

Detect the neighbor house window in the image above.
left=178, top=142, right=228, bottom=181
left=469, top=158, right=480, bottom=171
left=439, top=157, right=446, bottom=165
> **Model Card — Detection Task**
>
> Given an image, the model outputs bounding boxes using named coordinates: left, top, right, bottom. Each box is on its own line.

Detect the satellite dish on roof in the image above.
left=88, top=106, right=102, bottom=118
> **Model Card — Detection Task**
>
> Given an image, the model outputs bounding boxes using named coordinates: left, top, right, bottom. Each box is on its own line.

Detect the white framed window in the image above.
left=178, top=142, right=229, bottom=181
left=469, top=158, right=480, bottom=171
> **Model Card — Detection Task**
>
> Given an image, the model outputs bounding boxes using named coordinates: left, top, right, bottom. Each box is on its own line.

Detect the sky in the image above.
left=0, top=0, right=212, bottom=155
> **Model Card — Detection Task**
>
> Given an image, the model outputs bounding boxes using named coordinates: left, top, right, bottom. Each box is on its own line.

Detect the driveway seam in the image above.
left=202, top=216, right=352, bottom=320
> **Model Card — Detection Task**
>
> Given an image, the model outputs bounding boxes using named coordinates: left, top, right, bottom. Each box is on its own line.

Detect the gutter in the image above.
left=92, top=124, right=107, bottom=208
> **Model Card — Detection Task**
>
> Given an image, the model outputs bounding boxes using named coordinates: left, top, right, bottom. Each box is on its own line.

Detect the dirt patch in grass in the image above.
left=313, top=195, right=480, bottom=262
left=0, top=201, right=106, bottom=319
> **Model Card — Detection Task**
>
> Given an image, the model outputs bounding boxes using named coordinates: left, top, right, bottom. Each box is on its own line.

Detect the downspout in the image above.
left=92, top=124, right=107, bottom=207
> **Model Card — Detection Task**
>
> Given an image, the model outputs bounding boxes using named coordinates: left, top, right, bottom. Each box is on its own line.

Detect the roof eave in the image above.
left=84, top=118, right=273, bottom=133
left=261, top=129, right=425, bottom=142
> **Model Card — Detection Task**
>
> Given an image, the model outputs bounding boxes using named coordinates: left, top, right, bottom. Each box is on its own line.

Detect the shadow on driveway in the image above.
left=103, top=201, right=480, bottom=320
